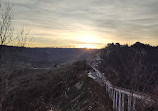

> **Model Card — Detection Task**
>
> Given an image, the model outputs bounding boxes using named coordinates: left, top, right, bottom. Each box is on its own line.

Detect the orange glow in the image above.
left=29, top=26, right=110, bottom=48
left=76, top=44, right=96, bottom=49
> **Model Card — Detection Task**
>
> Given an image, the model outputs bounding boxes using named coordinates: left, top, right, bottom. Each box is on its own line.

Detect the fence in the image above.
left=89, top=64, right=154, bottom=111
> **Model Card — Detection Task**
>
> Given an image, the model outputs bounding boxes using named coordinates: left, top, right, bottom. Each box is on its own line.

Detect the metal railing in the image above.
left=89, top=63, right=154, bottom=111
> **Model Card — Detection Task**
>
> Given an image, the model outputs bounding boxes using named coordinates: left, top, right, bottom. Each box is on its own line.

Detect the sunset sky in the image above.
left=10, top=0, right=158, bottom=48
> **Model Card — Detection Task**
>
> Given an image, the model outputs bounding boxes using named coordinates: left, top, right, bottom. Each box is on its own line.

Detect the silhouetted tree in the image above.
left=0, top=2, right=32, bottom=64
left=0, top=2, right=32, bottom=110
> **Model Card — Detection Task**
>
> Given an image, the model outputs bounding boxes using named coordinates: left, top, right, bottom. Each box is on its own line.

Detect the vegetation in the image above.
left=0, top=2, right=33, bottom=110
left=0, top=61, right=113, bottom=111
left=99, top=42, right=158, bottom=105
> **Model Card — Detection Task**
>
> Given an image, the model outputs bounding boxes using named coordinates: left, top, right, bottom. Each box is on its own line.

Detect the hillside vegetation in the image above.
left=1, top=61, right=113, bottom=111
left=99, top=42, right=158, bottom=99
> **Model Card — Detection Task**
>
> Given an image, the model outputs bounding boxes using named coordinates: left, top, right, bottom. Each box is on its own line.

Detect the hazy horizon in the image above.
left=6, top=0, right=158, bottom=48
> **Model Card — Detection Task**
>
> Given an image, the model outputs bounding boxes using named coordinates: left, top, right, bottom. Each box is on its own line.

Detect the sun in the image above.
left=73, top=32, right=102, bottom=49
left=75, top=34, right=99, bottom=49
left=78, top=34, right=97, bottom=43
left=76, top=44, right=96, bottom=49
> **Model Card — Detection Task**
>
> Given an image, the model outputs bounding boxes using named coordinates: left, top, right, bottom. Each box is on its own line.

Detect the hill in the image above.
left=1, top=46, right=97, bottom=68
left=99, top=42, right=158, bottom=96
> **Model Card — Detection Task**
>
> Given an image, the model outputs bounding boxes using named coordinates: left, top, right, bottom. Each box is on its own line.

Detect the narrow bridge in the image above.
left=88, top=63, right=155, bottom=111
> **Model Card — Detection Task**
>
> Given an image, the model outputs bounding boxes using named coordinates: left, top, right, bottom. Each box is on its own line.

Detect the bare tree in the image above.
left=16, top=27, right=32, bottom=47
left=0, top=2, right=32, bottom=110
left=0, top=3, right=13, bottom=63
left=0, top=2, right=32, bottom=63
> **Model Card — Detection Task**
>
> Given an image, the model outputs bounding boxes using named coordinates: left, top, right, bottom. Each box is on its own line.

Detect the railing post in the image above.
left=119, top=91, right=122, bottom=111
left=133, top=96, right=136, bottom=111
left=122, top=93, right=124, bottom=111
left=116, top=91, right=118, bottom=110
left=111, top=88, right=113, bottom=99
left=128, top=95, right=132, bottom=111
left=113, top=90, right=115, bottom=110
left=109, top=87, right=111, bottom=98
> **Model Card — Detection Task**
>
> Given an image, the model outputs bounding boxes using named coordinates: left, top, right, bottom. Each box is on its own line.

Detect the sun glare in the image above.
left=76, top=44, right=96, bottom=49
left=77, top=34, right=98, bottom=43
left=74, top=33, right=100, bottom=49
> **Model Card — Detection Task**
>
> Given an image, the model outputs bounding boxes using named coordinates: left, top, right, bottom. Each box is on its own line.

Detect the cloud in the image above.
left=6, top=0, right=158, bottom=47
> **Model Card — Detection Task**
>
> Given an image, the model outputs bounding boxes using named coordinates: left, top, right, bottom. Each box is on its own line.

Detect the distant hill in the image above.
left=1, top=46, right=98, bottom=68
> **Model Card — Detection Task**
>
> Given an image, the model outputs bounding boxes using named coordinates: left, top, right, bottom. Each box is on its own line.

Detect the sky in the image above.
left=6, top=0, right=158, bottom=48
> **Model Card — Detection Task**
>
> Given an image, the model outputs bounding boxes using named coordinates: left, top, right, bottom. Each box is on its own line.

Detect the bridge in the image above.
left=88, top=63, right=155, bottom=111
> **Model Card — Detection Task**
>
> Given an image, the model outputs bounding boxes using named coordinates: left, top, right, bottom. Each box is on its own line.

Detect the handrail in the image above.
left=88, top=63, right=155, bottom=111
left=90, top=64, right=154, bottom=102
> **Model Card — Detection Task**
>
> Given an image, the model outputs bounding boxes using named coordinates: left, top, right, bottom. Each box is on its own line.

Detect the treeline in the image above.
left=100, top=42, right=158, bottom=95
